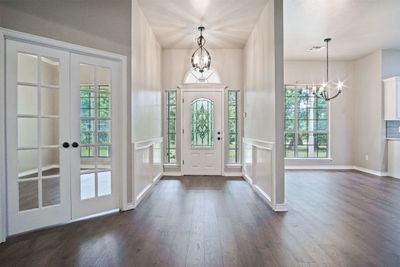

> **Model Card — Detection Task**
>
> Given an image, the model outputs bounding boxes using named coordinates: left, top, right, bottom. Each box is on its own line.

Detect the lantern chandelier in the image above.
left=191, top=26, right=211, bottom=73
left=312, top=38, right=344, bottom=101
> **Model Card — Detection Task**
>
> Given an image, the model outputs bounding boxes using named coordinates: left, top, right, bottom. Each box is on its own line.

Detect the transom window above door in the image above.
left=184, top=69, right=221, bottom=84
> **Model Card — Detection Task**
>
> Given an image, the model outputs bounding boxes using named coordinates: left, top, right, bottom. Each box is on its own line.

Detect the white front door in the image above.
left=6, top=40, right=71, bottom=235
left=70, top=54, right=120, bottom=219
left=182, top=91, right=223, bottom=175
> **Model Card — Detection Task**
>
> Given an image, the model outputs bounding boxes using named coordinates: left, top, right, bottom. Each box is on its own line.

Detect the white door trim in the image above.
left=0, top=27, right=128, bottom=242
left=179, top=84, right=227, bottom=175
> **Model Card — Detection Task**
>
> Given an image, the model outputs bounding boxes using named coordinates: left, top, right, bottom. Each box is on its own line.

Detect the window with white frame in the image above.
left=284, top=85, right=329, bottom=158
left=227, top=90, right=239, bottom=163
left=166, top=91, right=177, bottom=163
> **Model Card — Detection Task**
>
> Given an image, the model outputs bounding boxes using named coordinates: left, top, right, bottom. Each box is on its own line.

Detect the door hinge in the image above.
left=182, top=98, right=184, bottom=103
left=182, top=129, right=184, bottom=134
left=182, top=160, right=185, bottom=165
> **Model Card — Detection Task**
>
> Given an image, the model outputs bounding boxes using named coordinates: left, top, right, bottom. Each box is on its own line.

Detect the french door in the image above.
left=6, top=40, right=71, bottom=235
left=182, top=91, right=223, bottom=175
left=6, top=40, right=120, bottom=235
left=70, top=54, right=119, bottom=219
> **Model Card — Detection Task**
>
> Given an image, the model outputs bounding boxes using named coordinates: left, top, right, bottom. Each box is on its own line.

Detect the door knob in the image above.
left=72, top=142, right=79, bottom=148
left=218, top=137, right=221, bottom=140
left=217, top=131, right=221, bottom=135
left=62, top=142, right=70, bottom=148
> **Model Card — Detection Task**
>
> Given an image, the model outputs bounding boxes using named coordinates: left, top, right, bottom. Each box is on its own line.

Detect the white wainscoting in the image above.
left=131, top=137, right=163, bottom=208
left=242, top=137, right=281, bottom=211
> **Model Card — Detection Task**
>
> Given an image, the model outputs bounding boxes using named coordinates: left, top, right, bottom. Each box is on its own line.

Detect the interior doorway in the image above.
left=4, top=36, right=124, bottom=235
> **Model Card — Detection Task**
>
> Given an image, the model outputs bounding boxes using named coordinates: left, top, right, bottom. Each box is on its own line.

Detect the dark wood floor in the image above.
left=1, top=170, right=400, bottom=266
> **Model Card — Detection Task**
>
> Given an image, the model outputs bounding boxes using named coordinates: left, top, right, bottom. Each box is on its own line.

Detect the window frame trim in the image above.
left=284, top=84, right=331, bottom=160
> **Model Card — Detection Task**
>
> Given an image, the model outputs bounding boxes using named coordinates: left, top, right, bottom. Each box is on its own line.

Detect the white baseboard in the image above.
left=153, top=172, right=162, bottom=183
left=162, top=171, right=182, bottom=177
left=242, top=173, right=253, bottom=184
left=223, top=172, right=243, bottom=177
left=285, top=165, right=353, bottom=170
left=250, top=182, right=288, bottom=212
left=125, top=203, right=135, bottom=210
left=286, top=165, right=389, bottom=177
left=352, top=166, right=388, bottom=177
left=133, top=172, right=162, bottom=209
left=134, top=184, right=152, bottom=208
left=273, top=203, right=288, bottom=212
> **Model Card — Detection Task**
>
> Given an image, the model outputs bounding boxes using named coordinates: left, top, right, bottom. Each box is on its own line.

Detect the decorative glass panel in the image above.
left=166, top=91, right=177, bottom=163
left=191, top=98, right=214, bottom=148
left=228, top=91, right=239, bottom=163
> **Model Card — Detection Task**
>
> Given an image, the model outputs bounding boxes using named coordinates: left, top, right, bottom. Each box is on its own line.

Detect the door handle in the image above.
left=217, top=131, right=221, bottom=135
left=72, top=142, right=79, bottom=148
left=218, top=137, right=221, bottom=140
left=62, top=142, right=70, bottom=148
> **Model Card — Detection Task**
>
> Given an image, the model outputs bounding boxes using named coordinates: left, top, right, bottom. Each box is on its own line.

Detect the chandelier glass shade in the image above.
left=191, top=26, right=211, bottom=73
left=312, top=38, right=344, bottom=101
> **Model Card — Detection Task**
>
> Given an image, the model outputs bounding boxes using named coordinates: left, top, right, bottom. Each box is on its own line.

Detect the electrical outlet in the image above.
left=365, top=154, right=369, bottom=161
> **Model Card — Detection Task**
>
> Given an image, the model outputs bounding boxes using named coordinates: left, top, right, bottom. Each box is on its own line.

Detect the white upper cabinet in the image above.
left=383, top=77, right=400, bottom=120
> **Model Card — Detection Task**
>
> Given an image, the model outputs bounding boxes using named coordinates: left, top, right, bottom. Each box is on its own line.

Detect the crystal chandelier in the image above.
left=191, top=26, right=211, bottom=73
left=312, top=38, right=344, bottom=101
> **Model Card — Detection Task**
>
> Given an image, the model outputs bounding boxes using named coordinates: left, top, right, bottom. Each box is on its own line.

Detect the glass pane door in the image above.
left=6, top=40, right=70, bottom=235
left=79, top=64, right=112, bottom=200
left=70, top=54, right=119, bottom=219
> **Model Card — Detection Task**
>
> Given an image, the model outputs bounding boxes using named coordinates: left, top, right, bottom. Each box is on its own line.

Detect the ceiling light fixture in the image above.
left=191, top=26, right=211, bottom=73
left=312, top=38, right=343, bottom=101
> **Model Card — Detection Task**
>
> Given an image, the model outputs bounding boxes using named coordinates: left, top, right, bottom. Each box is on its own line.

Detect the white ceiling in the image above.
left=137, top=0, right=400, bottom=60
left=284, top=0, right=400, bottom=60
left=137, top=0, right=269, bottom=49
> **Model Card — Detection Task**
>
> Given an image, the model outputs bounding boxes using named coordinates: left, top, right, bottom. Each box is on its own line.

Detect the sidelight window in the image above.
left=166, top=91, right=177, bottom=163
left=228, top=91, right=239, bottom=163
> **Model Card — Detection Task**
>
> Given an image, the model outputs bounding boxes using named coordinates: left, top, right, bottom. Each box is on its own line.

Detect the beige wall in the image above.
left=284, top=60, right=354, bottom=167
left=350, top=49, right=400, bottom=173
left=382, top=50, right=400, bottom=79
left=352, top=51, right=386, bottom=171
left=131, top=0, right=162, bottom=142
left=243, top=0, right=284, bottom=204
left=131, top=0, right=162, bottom=202
left=162, top=49, right=243, bottom=90
left=0, top=0, right=131, bottom=58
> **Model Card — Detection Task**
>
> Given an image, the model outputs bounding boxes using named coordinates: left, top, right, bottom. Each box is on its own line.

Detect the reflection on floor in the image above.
left=2, top=171, right=400, bottom=266
left=18, top=168, right=112, bottom=211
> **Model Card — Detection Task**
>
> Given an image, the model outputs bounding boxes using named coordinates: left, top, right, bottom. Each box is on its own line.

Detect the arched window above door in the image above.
left=183, top=68, right=221, bottom=84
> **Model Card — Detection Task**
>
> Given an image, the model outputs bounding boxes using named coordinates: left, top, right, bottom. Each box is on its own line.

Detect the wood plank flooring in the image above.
left=1, top=170, right=400, bottom=266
